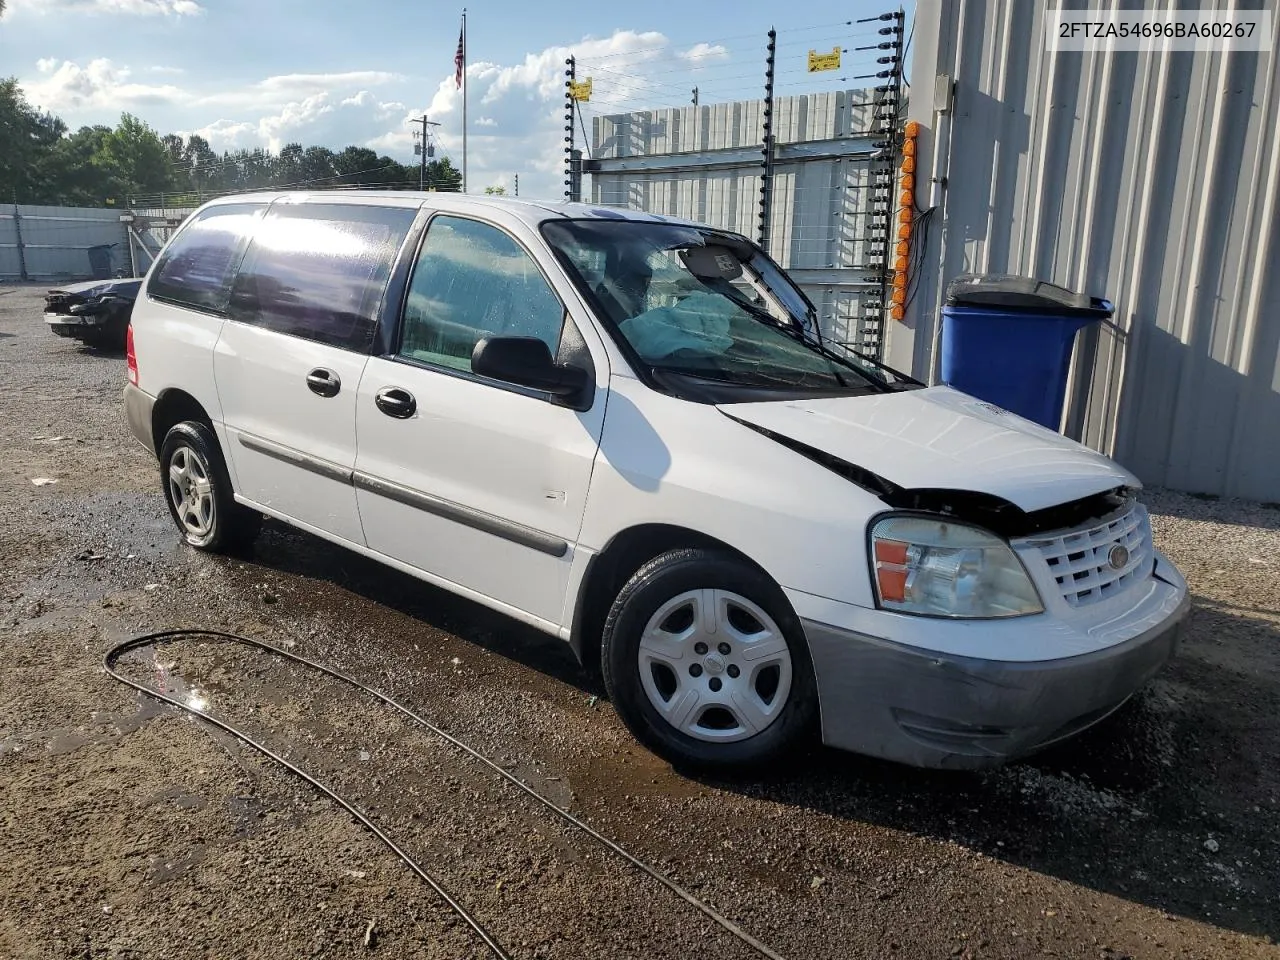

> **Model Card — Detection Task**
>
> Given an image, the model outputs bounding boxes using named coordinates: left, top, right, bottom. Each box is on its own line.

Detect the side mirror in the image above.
left=471, top=336, right=590, bottom=402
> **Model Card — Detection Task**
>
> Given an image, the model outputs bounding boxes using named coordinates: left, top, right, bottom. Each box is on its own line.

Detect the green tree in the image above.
left=181, top=134, right=220, bottom=195
left=334, top=145, right=380, bottom=182
left=299, top=146, right=337, bottom=184
left=276, top=142, right=304, bottom=186
left=0, top=78, right=66, bottom=202
left=427, top=157, right=462, bottom=192
left=94, top=113, right=174, bottom=200
left=47, top=125, right=115, bottom=204
left=483, top=184, right=506, bottom=195
left=1, top=78, right=465, bottom=204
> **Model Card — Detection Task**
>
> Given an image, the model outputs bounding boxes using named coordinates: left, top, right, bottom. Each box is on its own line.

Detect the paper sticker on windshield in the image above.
left=714, top=253, right=737, bottom=274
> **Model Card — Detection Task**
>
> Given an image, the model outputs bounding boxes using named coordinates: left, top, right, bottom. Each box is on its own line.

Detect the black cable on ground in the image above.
left=104, top=629, right=787, bottom=960
left=104, top=630, right=511, bottom=960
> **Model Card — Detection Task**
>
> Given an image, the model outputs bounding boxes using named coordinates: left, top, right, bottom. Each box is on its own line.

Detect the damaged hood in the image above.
left=719, top=385, right=1138, bottom=512
left=46, top=278, right=142, bottom=299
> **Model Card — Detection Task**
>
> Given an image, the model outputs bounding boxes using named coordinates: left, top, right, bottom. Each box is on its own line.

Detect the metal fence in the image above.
left=0, top=205, right=131, bottom=282
left=0, top=204, right=197, bottom=283
left=568, top=12, right=907, bottom=357
left=587, top=89, right=894, bottom=354
left=123, top=207, right=197, bottom=276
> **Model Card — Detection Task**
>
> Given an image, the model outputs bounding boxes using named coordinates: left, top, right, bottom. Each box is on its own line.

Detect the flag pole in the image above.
left=462, top=8, right=468, bottom=193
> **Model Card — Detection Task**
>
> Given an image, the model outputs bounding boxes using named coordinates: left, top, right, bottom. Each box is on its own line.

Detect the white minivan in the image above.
left=124, top=192, right=1189, bottom=770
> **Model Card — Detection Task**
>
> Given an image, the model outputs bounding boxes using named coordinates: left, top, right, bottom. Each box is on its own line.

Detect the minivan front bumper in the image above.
left=802, top=570, right=1189, bottom=769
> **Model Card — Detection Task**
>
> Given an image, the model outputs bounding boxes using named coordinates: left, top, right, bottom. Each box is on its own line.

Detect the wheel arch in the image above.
left=150, top=388, right=216, bottom=457
left=568, top=523, right=771, bottom=671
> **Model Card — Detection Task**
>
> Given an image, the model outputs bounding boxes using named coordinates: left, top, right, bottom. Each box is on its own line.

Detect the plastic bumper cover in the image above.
left=803, top=577, right=1189, bottom=770
left=44, top=311, right=112, bottom=338
left=123, top=383, right=156, bottom=457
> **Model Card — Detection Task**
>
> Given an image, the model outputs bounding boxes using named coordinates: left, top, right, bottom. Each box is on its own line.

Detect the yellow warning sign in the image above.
left=807, top=47, right=842, bottom=72
left=568, top=78, right=593, bottom=102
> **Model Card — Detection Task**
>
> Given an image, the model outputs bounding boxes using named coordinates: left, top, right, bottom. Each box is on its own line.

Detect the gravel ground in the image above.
left=1, top=281, right=1277, bottom=960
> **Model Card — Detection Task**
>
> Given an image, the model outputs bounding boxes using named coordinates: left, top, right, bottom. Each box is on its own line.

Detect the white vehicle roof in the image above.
left=201, top=190, right=711, bottom=232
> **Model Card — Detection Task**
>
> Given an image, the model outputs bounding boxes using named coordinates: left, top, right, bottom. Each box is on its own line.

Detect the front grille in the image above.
left=1022, top=503, right=1152, bottom=608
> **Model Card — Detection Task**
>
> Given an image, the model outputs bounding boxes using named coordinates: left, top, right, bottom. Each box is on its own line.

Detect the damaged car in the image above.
left=123, top=193, right=1189, bottom=771
left=44, top=277, right=142, bottom=350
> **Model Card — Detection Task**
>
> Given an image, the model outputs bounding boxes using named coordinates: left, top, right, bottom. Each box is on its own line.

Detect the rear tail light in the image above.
left=126, top=323, right=138, bottom=385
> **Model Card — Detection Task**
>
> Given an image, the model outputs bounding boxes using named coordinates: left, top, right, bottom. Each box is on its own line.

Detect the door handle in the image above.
left=306, top=368, right=341, bottom=398
left=374, top=386, right=416, bottom=419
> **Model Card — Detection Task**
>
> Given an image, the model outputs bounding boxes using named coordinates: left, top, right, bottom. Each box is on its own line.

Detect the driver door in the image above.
left=353, top=212, right=608, bottom=626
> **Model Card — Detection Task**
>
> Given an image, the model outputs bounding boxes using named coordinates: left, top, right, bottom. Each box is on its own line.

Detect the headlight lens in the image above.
left=870, top=516, right=1043, bottom=618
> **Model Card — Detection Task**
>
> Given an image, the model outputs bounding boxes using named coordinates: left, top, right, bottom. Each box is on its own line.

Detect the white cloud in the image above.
left=10, top=0, right=202, bottom=16
left=183, top=118, right=258, bottom=150
left=15, top=30, right=683, bottom=199
left=679, top=42, right=730, bottom=65
left=25, top=58, right=185, bottom=112
left=197, top=72, right=402, bottom=110
left=187, top=90, right=407, bottom=155
left=397, top=30, right=672, bottom=196
left=146, top=66, right=187, bottom=76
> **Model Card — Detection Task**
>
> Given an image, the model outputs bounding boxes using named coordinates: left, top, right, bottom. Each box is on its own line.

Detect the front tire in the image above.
left=159, top=421, right=262, bottom=553
left=601, top=548, right=818, bottom=770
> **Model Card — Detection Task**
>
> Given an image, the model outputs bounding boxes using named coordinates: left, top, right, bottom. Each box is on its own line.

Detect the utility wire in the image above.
left=104, top=629, right=789, bottom=960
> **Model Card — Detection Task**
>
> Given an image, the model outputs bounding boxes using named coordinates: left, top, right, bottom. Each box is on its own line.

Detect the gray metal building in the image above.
left=893, top=0, right=1280, bottom=502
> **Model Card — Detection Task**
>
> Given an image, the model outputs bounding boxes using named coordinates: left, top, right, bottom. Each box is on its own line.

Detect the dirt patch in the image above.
left=0, top=284, right=1277, bottom=959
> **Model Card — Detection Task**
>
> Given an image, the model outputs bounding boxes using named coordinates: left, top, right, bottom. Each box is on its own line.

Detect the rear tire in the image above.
left=159, top=421, right=262, bottom=553
left=601, top=548, right=818, bottom=771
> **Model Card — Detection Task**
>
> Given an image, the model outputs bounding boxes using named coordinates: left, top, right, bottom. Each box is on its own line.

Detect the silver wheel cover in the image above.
left=637, top=589, right=793, bottom=744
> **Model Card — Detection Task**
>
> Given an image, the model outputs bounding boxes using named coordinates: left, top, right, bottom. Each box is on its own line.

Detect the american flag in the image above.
left=454, top=24, right=465, bottom=89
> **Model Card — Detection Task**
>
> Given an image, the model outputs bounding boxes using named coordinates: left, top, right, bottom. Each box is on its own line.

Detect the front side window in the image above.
left=399, top=215, right=565, bottom=372
left=543, top=219, right=892, bottom=396
left=228, top=203, right=416, bottom=352
left=147, top=203, right=262, bottom=312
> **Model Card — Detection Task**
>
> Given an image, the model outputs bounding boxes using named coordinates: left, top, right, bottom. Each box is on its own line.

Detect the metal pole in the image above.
left=420, top=114, right=427, bottom=191
left=758, top=29, right=777, bottom=251
left=126, top=215, right=138, bottom=278
left=12, top=198, right=28, bottom=282
left=877, top=9, right=906, bottom=360
left=514, top=173, right=519, bottom=196
left=468, top=8, right=473, bottom=193
left=564, top=56, right=576, bottom=201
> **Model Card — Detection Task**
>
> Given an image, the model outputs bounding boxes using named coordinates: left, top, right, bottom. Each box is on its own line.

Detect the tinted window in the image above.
left=228, top=203, right=416, bottom=352
left=147, top=203, right=261, bottom=312
left=399, top=216, right=564, bottom=373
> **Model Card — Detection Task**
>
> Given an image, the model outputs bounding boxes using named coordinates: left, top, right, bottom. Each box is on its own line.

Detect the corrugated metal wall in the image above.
left=591, top=89, right=887, bottom=351
left=896, top=0, right=1280, bottom=502
left=0, top=205, right=129, bottom=281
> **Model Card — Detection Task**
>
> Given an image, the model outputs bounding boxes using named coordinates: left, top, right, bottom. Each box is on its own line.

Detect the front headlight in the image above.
left=870, top=515, right=1043, bottom=618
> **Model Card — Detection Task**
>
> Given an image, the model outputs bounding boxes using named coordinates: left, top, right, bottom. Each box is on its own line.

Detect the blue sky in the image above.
left=2, top=0, right=914, bottom=197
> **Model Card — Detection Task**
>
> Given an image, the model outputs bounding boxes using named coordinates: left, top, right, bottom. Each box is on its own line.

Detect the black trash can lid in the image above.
left=945, top=274, right=1113, bottom=318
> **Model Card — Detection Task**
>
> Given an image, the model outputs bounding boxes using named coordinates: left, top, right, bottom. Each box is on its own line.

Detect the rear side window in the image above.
left=228, top=203, right=416, bottom=353
left=147, top=203, right=261, bottom=312
left=399, top=215, right=564, bottom=373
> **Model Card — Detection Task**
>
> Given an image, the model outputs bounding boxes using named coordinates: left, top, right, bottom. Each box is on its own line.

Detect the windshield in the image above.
left=541, top=219, right=890, bottom=395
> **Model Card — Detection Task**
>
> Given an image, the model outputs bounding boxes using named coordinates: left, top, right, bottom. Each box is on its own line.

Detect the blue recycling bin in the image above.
left=939, top=275, right=1113, bottom=430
